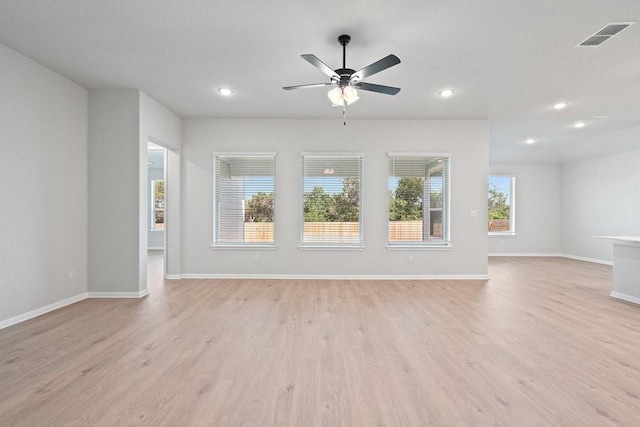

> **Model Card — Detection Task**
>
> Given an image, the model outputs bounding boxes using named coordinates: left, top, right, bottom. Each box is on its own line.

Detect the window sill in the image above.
left=298, top=245, right=365, bottom=251
left=210, top=244, right=277, bottom=250
left=387, top=244, right=452, bottom=251
left=488, top=232, right=517, bottom=237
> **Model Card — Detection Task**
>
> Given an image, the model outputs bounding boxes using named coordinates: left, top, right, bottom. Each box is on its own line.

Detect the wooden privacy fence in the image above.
left=488, top=219, right=510, bottom=232
left=243, top=221, right=443, bottom=242
left=244, top=222, right=274, bottom=243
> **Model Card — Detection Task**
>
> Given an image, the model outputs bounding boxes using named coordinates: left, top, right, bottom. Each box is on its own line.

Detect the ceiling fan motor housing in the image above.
left=335, top=68, right=355, bottom=87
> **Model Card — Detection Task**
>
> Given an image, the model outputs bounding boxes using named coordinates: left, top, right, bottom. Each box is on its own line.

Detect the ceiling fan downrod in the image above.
left=339, top=34, right=350, bottom=70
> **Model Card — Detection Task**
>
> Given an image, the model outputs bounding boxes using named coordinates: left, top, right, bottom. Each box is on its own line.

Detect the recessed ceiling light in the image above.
left=525, top=138, right=535, bottom=144
left=323, top=168, right=334, bottom=175
left=218, top=87, right=233, bottom=97
left=439, top=88, right=454, bottom=98
left=573, top=121, right=586, bottom=129
left=553, top=102, right=567, bottom=110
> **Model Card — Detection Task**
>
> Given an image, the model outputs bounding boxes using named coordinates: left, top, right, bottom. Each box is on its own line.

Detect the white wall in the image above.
left=88, top=89, right=142, bottom=294
left=182, top=119, right=489, bottom=278
left=0, top=43, right=88, bottom=325
left=139, top=92, right=182, bottom=279
left=88, top=90, right=182, bottom=294
left=489, top=164, right=562, bottom=255
left=561, top=148, right=640, bottom=263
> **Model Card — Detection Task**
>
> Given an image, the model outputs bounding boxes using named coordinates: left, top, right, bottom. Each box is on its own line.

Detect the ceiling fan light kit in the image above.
left=283, top=34, right=401, bottom=124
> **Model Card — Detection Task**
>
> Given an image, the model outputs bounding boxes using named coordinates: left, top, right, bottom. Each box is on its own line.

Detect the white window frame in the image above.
left=387, top=152, right=451, bottom=249
left=150, top=179, right=164, bottom=232
left=212, top=152, right=277, bottom=248
left=488, top=174, right=516, bottom=236
left=299, top=152, right=364, bottom=249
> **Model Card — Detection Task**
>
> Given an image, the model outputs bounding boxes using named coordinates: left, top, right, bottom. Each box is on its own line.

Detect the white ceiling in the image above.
left=1, top=0, right=639, bottom=163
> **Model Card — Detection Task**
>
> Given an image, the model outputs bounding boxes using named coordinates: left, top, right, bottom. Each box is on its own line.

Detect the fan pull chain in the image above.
left=343, top=100, right=347, bottom=126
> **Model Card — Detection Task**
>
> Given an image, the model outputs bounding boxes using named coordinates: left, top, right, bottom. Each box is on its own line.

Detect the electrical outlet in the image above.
left=408, top=255, right=413, bottom=263
left=470, top=210, right=477, bottom=217
left=69, top=269, right=75, bottom=280
left=254, top=254, right=259, bottom=262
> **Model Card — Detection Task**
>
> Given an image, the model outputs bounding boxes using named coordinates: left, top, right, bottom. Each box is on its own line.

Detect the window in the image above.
left=213, top=153, right=276, bottom=246
left=151, top=180, right=164, bottom=231
left=488, top=175, right=515, bottom=234
left=388, top=153, right=450, bottom=246
left=301, top=154, right=363, bottom=247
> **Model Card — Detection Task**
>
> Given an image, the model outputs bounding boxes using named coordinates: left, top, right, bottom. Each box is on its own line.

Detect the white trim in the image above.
left=489, top=253, right=562, bottom=257
left=387, top=151, right=453, bottom=157
left=488, top=232, right=517, bottom=237
left=300, top=152, right=364, bottom=157
left=487, top=253, right=614, bottom=266
left=610, top=292, right=640, bottom=305
left=87, top=289, right=150, bottom=298
left=210, top=244, right=277, bottom=250
left=0, top=293, right=88, bottom=330
left=1, top=289, right=152, bottom=329
left=148, top=246, right=164, bottom=250
left=387, top=245, right=452, bottom=251
left=561, top=254, right=612, bottom=266
left=212, top=151, right=277, bottom=157
left=178, top=273, right=489, bottom=280
left=165, top=274, right=182, bottom=280
left=298, top=245, right=365, bottom=251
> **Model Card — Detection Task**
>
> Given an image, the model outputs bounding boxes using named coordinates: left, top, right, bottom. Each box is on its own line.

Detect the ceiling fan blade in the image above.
left=352, top=82, right=401, bottom=95
left=301, top=54, right=340, bottom=80
left=350, top=54, right=401, bottom=82
left=283, top=83, right=336, bottom=90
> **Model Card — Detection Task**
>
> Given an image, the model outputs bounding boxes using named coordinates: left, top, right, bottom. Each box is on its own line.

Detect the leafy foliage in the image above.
left=488, top=184, right=510, bottom=219
left=389, top=177, right=424, bottom=221
left=244, top=192, right=274, bottom=222
left=153, top=180, right=164, bottom=224
left=303, top=177, right=360, bottom=222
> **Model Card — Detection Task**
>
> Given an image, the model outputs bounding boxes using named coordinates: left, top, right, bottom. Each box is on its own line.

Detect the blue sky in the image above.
left=489, top=175, right=511, bottom=197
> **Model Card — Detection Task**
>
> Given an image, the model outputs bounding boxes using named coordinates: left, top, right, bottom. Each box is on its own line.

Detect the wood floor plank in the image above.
left=2, top=255, right=640, bottom=425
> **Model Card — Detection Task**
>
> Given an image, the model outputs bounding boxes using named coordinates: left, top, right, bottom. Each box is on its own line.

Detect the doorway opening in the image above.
left=147, top=141, right=166, bottom=289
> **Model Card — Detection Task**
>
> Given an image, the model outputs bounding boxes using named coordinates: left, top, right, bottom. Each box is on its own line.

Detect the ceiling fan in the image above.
left=283, top=35, right=401, bottom=119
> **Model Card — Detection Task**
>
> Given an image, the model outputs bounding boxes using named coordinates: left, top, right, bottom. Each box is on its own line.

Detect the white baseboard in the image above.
left=0, top=293, right=88, bottom=330
left=165, top=274, right=181, bottom=280
left=488, top=253, right=613, bottom=266
left=179, top=273, right=489, bottom=280
left=88, top=289, right=150, bottom=298
left=561, top=254, right=612, bottom=266
left=489, top=253, right=562, bottom=257
left=610, top=292, right=640, bottom=305
left=1, top=289, right=151, bottom=330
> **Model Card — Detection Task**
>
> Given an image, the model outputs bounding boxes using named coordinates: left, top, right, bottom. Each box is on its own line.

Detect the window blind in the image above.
left=213, top=153, right=276, bottom=246
left=388, top=153, right=450, bottom=245
left=301, top=154, right=363, bottom=246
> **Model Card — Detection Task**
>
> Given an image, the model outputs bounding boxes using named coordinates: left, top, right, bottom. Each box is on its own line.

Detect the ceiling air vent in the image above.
left=577, top=22, right=635, bottom=47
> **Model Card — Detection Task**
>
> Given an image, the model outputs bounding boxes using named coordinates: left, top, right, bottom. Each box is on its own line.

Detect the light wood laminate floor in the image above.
left=1, top=256, right=640, bottom=426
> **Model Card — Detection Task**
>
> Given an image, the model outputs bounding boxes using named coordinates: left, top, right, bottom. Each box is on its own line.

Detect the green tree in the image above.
left=336, top=177, right=359, bottom=222
left=153, top=180, right=165, bottom=224
left=304, top=187, right=332, bottom=222
left=389, top=191, right=408, bottom=221
left=245, top=192, right=274, bottom=222
left=390, top=177, right=424, bottom=221
left=488, top=184, right=510, bottom=219
left=430, top=192, right=442, bottom=209
left=303, top=177, right=360, bottom=222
